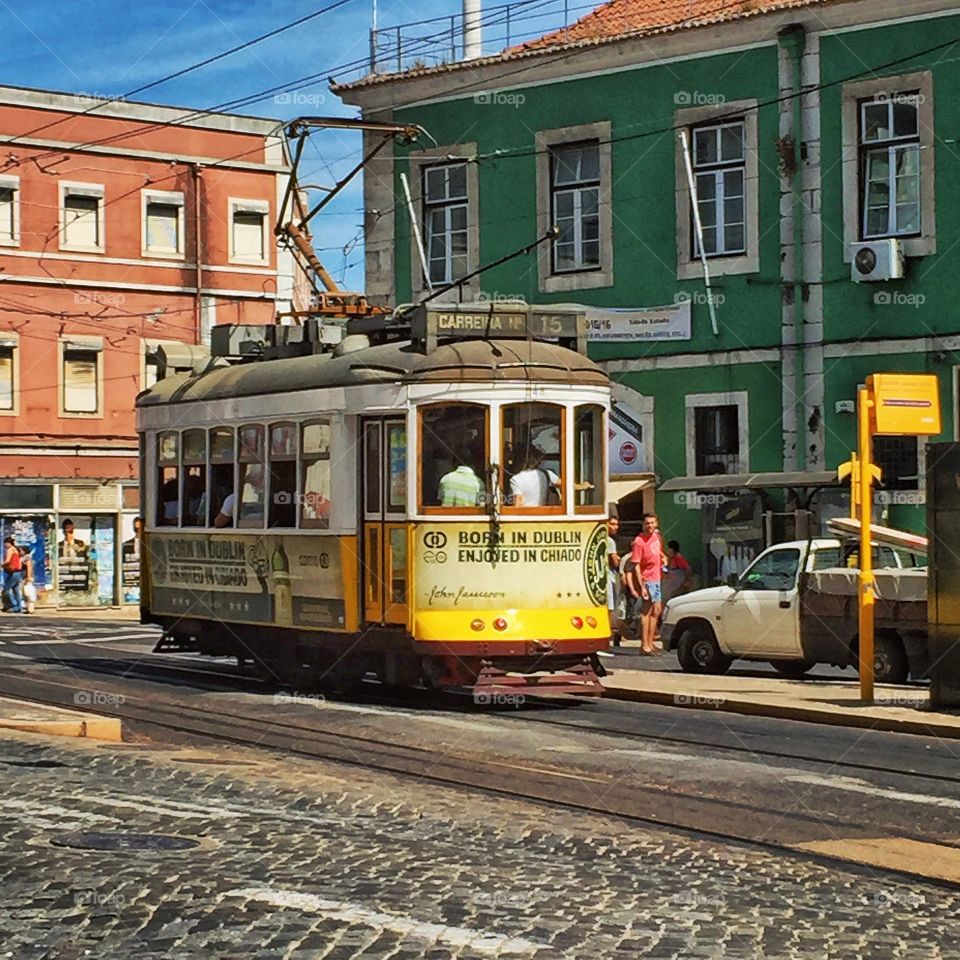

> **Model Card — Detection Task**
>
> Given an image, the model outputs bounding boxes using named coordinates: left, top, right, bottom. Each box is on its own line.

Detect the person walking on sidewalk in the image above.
left=2, top=536, right=24, bottom=614
left=628, top=513, right=666, bottom=655
left=19, top=544, right=35, bottom=614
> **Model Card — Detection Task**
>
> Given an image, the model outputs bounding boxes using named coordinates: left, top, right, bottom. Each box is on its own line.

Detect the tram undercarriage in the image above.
left=153, top=619, right=606, bottom=699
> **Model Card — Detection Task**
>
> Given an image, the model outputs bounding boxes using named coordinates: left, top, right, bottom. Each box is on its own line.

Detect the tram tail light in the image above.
left=571, top=616, right=584, bottom=629
left=586, top=616, right=598, bottom=629
left=471, top=619, right=485, bottom=631
left=493, top=618, right=508, bottom=631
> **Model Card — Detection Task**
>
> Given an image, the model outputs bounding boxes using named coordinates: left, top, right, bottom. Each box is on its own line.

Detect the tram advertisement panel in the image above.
left=147, top=533, right=346, bottom=629
left=415, top=521, right=607, bottom=611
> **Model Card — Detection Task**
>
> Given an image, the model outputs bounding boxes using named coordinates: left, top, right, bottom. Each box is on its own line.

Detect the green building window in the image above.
left=691, top=121, right=746, bottom=258
left=873, top=435, right=920, bottom=491
left=550, top=141, right=600, bottom=273
left=694, top=405, right=740, bottom=476
left=422, top=163, right=468, bottom=286
left=860, top=94, right=921, bottom=240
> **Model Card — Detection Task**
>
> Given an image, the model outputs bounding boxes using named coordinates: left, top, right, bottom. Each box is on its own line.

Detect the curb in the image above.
left=0, top=706, right=122, bottom=743
left=601, top=683, right=960, bottom=740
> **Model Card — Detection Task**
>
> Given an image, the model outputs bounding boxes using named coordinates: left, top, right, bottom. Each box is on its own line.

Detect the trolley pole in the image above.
left=857, top=385, right=875, bottom=703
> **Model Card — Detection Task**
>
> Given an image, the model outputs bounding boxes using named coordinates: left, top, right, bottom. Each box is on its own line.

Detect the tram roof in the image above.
left=137, top=337, right=608, bottom=406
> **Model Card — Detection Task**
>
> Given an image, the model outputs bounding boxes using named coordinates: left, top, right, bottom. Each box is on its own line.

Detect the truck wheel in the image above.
left=677, top=624, right=732, bottom=675
left=771, top=660, right=816, bottom=680
left=874, top=634, right=909, bottom=685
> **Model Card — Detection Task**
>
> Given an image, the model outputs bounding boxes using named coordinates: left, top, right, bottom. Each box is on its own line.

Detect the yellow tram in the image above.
left=137, top=304, right=611, bottom=697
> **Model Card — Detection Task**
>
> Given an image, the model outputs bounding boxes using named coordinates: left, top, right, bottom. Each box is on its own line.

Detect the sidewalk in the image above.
left=0, top=695, right=122, bottom=741
left=19, top=606, right=141, bottom=621
left=601, top=665, right=960, bottom=739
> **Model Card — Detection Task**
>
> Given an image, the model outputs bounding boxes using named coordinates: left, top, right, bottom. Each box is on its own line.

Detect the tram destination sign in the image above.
left=411, top=303, right=587, bottom=353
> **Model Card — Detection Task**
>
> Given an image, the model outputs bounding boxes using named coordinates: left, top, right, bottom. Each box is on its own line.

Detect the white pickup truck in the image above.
left=659, top=538, right=928, bottom=684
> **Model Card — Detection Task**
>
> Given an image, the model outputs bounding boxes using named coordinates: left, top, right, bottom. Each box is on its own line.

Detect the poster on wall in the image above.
left=0, top=517, right=51, bottom=601
left=58, top=516, right=115, bottom=606
left=120, top=515, right=142, bottom=604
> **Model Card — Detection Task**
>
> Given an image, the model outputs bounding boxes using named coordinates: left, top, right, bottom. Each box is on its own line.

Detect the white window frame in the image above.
left=859, top=96, right=921, bottom=241
left=690, top=121, right=747, bottom=259
left=675, top=101, right=759, bottom=279
left=228, top=197, right=270, bottom=265
left=59, top=335, right=104, bottom=418
left=408, top=142, right=479, bottom=302
left=142, top=189, right=185, bottom=259
left=685, top=391, right=749, bottom=478
left=0, top=175, right=20, bottom=247
left=536, top=121, right=612, bottom=293
left=550, top=141, right=601, bottom=274
left=422, top=162, right=469, bottom=287
left=0, top=331, right=19, bottom=415
left=59, top=182, right=105, bottom=253
left=842, top=71, right=935, bottom=261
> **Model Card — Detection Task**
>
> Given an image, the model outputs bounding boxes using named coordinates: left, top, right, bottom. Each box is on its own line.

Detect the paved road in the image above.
left=1, top=615, right=959, bottom=958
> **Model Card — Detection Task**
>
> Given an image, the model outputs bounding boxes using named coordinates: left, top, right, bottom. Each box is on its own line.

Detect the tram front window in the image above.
left=420, top=404, right=487, bottom=510
left=502, top=403, right=563, bottom=509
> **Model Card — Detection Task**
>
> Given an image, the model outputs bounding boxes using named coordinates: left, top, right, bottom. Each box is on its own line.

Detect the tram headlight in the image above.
left=493, top=618, right=508, bottom=631
left=471, top=619, right=485, bottom=631
left=585, top=615, right=598, bottom=629
left=571, top=616, right=584, bottom=629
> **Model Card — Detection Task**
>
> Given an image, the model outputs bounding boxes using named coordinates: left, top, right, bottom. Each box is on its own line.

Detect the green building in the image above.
left=335, top=0, right=960, bottom=578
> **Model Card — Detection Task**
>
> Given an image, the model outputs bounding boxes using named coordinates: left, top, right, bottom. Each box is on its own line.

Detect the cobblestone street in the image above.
left=1, top=728, right=958, bottom=959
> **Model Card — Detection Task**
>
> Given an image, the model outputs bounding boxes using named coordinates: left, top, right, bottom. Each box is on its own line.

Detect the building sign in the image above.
left=147, top=533, right=347, bottom=630
left=411, top=303, right=587, bottom=350
left=414, top=521, right=607, bottom=610
left=869, top=373, right=942, bottom=435
left=609, top=401, right=650, bottom=474
left=585, top=301, right=691, bottom=342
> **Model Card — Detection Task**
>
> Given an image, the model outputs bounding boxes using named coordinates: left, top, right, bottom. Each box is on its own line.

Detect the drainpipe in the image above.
left=780, top=25, right=806, bottom=471
left=192, top=163, right=203, bottom=345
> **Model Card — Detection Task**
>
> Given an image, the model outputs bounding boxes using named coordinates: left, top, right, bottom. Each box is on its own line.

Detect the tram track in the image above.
left=22, top=643, right=960, bottom=787
left=2, top=656, right=960, bottom=891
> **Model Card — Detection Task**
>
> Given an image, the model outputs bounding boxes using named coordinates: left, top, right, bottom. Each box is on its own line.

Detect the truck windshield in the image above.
left=740, top=548, right=801, bottom=591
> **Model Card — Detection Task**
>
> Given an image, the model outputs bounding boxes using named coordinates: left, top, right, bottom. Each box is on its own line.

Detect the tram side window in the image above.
left=301, top=420, right=332, bottom=528
left=209, top=426, right=235, bottom=526
left=502, top=403, right=564, bottom=509
left=420, top=404, right=487, bottom=510
left=268, top=422, right=297, bottom=528
left=181, top=428, right=207, bottom=526
left=237, top=424, right=265, bottom=528
left=156, top=431, right=179, bottom=526
left=574, top=404, right=604, bottom=509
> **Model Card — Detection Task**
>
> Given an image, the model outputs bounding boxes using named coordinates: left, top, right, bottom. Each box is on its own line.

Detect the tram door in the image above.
left=361, top=418, right=408, bottom=625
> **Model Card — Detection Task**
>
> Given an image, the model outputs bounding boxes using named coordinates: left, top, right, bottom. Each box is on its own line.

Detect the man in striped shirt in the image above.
left=439, top=463, right=483, bottom=507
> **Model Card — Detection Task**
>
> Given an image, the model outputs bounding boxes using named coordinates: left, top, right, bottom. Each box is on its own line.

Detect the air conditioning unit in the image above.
left=851, top=239, right=904, bottom=282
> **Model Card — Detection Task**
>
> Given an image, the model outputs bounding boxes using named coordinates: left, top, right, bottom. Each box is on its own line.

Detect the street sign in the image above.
left=869, top=373, right=941, bottom=435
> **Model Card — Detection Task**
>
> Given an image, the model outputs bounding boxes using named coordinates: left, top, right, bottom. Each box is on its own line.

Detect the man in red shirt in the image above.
left=663, top=539, right=693, bottom=603
left=628, top=513, right=666, bottom=655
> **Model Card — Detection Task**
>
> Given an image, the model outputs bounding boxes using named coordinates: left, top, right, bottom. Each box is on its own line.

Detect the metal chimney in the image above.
left=463, top=0, right=482, bottom=59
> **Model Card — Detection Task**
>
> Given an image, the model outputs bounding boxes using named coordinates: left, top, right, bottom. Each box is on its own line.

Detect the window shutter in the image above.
left=0, top=188, right=14, bottom=242
left=64, top=353, right=98, bottom=412
left=64, top=196, right=100, bottom=247
left=0, top=348, right=12, bottom=409
left=233, top=211, right=264, bottom=260
left=146, top=202, right=180, bottom=252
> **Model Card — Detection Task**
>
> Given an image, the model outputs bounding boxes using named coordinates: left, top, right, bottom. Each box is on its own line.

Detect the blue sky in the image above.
left=0, top=0, right=577, bottom=291
left=0, top=0, right=460, bottom=290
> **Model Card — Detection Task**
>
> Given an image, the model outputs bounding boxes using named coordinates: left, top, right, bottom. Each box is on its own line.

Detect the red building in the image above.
left=0, top=84, right=304, bottom=608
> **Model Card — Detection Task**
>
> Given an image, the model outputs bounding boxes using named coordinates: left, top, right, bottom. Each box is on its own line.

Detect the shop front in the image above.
left=0, top=481, right=141, bottom=609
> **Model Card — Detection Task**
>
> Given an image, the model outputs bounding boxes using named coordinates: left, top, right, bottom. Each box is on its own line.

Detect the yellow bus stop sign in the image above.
left=869, top=373, right=941, bottom=436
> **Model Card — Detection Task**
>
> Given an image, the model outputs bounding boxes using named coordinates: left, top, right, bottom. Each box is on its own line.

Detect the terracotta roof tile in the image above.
left=514, top=0, right=826, bottom=52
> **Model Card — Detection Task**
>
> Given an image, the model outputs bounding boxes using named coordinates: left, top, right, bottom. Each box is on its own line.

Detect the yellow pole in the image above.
left=849, top=452, right=859, bottom=519
left=858, top=385, right=875, bottom=703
